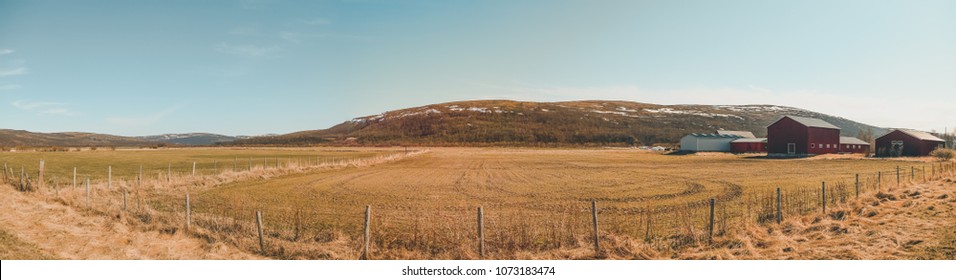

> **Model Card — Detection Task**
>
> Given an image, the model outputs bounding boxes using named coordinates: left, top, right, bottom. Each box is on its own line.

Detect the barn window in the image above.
left=811, top=143, right=816, bottom=148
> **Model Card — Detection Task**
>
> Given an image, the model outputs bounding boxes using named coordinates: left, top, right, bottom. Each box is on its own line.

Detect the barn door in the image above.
left=787, top=143, right=795, bottom=155
left=891, top=140, right=904, bottom=157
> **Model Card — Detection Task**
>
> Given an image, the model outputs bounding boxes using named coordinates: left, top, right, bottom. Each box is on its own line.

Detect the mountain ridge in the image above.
left=231, top=100, right=889, bottom=146
left=1, top=100, right=896, bottom=148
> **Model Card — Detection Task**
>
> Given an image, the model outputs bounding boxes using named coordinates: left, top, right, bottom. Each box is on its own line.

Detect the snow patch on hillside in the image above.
left=644, top=108, right=744, bottom=119
left=713, top=105, right=794, bottom=112
left=591, top=110, right=632, bottom=117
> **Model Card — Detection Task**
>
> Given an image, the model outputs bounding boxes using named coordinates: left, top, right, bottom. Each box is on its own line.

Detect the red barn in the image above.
left=839, top=136, right=870, bottom=154
left=730, top=138, right=767, bottom=153
left=875, top=129, right=945, bottom=157
left=767, top=116, right=840, bottom=155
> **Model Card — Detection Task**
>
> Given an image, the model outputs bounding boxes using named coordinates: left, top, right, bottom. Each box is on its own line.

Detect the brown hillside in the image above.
left=233, top=100, right=886, bottom=146
left=0, top=129, right=155, bottom=148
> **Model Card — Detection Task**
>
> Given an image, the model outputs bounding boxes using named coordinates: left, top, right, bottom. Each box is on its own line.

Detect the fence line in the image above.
left=1, top=156, right=953, bottom=259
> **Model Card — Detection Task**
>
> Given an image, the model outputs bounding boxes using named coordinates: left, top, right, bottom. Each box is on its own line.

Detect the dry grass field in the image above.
left=2, top=147, right=954, bottom=260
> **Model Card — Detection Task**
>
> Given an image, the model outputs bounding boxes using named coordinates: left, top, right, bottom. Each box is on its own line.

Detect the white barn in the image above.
left=679, top=133, right=744, bottom=152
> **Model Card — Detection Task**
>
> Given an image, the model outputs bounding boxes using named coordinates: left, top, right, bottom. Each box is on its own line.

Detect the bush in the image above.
left=930, top=148, right=955, bottom=161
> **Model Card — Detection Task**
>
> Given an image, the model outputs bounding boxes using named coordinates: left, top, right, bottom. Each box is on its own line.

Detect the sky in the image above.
left=1, top=0, right=954, bottom=136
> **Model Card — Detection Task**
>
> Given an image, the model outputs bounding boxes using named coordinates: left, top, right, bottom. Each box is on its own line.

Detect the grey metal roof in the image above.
left=770, top=115, right=840, bottom=129
left=878, top=129, right=945, bottom=142
left=731, top=138, right=767, bottom=143
left=839, top=136, right=870, bottom=145
left=684, top=133, right=743, bottom=139
left=716, top=130, right=756, bottom=138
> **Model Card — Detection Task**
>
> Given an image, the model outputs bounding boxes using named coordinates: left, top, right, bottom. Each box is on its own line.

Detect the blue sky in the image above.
left=1, top=0, right=954, bottom=136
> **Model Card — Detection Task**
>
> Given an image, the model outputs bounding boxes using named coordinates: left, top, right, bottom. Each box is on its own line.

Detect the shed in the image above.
left=875, top=129, right=944, bottom=157
left=679, top=133, right=742, bottom=152
left=767, top=115, right=841, bottom=155
left=730, top=138, right=767, bottom=153
left=838, top=136, right=870, bottom=154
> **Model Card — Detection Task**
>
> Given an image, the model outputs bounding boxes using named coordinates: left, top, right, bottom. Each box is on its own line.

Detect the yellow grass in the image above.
left=0, top=147, right=400, bottom=181
left=2, top=147, right=953, bottom=259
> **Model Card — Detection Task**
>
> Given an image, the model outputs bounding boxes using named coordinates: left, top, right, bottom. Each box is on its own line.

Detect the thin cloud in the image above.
left=37, top=108, right=77, bottom=117
left=0, top=84, right=21, bottom=91
left=296, top=18, right=330, bottom=26
left=239, top=0, right=272, bottom=10
left=214, top=43, right=281, bottom=57
left=0, top=67, right=27, bottom=77
left=279, top=31, right=301, bottom=43
left=0, top=49, right=13, bottom=56
left=229, top=27, right=262, bottom=36
left=12, top=100, right=65, bottom=110
left=279, top=31, right=317, bottom=43
left=12, top=100, right=76, bottom=116
left=105, top=106, right=180, bottom=127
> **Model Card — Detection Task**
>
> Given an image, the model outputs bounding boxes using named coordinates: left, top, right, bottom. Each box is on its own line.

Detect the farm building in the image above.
left=874, top=129, right=945, bottom=157
left=716, top=130, right=756, bottom=138
left=767, top=116, right=840, bottom=155
left=679, top=133, right=743, bottom=152
left=730, top=138, right=767, bottom=153
left=838, top=137, right=870, bottom=154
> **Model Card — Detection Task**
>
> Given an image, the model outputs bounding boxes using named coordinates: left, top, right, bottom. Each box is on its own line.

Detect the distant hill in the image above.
left=137, top=133, right=241, bottom=145
left=232, top=100, right=889, bottom=146
left=0, top=130, right=245, bottom=147
left=0, top=129, right=154, bottom=147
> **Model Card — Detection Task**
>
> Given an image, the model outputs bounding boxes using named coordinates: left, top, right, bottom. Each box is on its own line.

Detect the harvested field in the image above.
left=2, top=147, right=954, bottom=259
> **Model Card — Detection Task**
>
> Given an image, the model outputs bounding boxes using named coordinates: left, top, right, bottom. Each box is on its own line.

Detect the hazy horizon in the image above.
left=2, top=0, right=954, bottom=136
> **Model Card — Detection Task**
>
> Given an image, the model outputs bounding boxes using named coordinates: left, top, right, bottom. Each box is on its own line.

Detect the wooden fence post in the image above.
left=776, top=188, right=782, bottom=224
left=2, top=162, right=6, bottom=183
left=214, top=160, right=218, bottom=174
left=86, top=178, right=91, bottom=208
left=73, top=166, right=76, bottom=191
left=256, top=210, right=265, bottom=254
left=855, top=174, right=859, bottom=198
left=478, top=207, right=484, bottom=258
left=19, top=167, right=24, bottom=191
left=192, top=162, right=196, bottom=176
left=123, top=188, right=128, bottom=212
left=709, top=198, right=716, bottom=241
left=167, top=163, right=172, bottom=182
left=108, top=165, right=112, bottom=189
left=911, top=166, right=914, bottom=181
left=822, top=182, right=826, bottom=215
left=896, top=166, right=900, bottom=186
left=362, top=205, right=371, bottom=260
left=185, top=192, right=191, bottom=231
left=38, top=160, right=44, bottom=190
left=138, top=165, right=142, bottom=187
left=591, top=200, right=600, bottom=255
left=878, top=171, right=882, bottom=190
